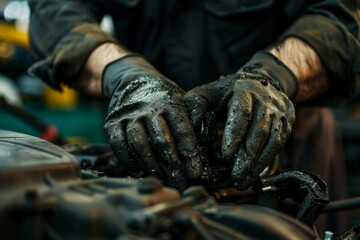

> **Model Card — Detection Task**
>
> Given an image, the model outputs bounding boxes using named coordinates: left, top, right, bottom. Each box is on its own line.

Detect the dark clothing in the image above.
left=28, top=0, right=360, bottom=100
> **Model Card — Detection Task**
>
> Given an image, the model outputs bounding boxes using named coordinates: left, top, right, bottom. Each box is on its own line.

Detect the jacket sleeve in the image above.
left=28, top=0, right=118, bottom=90
left=280, top=0, right=360, bottom=104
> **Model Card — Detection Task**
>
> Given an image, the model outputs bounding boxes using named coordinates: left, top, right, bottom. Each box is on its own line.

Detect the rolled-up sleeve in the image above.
left=281, top=0, right=360, bottom=102
left=28, top=0, right=117, bottom=89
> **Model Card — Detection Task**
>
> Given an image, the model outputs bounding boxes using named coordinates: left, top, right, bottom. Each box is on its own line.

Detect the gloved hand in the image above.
left=103, top=54, right=202, bottom=189
left=184, top=52, right=298, bottom=190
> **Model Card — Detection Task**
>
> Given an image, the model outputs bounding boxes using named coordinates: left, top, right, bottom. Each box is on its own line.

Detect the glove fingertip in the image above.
left=186, top=151, right=203, bottom=180
left=184, top=96, right=208, bottom=127
left=222, top=139, right=237, bottom=162
left=231, top=150, right=254, bottom=188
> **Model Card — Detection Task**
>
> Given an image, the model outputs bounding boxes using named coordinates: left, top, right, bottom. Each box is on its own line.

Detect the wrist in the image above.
left=75, top=43, right=131, bottom=97
left=102, top=54, right=164, bottom=98
left=87, top=43, right=130, bottom=75
left=238, top=51, right=299, bottom=100
left=269, top=37, right=330, bottom=103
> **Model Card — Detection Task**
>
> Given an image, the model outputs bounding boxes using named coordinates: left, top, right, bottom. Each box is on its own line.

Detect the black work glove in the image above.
left=184, top=51, right=298, bottom=190
left=103, top=54, right=202, bottom=189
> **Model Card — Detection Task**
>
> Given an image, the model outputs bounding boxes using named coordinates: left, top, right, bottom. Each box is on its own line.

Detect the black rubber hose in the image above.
left=323, top=197, right=360, bottom=213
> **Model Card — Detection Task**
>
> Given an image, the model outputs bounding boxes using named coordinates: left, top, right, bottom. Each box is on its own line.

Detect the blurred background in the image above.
left=0, top=0, right=108, bottom=144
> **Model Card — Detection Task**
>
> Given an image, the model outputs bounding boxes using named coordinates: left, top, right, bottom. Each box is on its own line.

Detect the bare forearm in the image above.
left=71, top=43, right=130, bottom=97
left=269, top=37, right=330, bottom=103
left=75, top=38, right=329, bottom=101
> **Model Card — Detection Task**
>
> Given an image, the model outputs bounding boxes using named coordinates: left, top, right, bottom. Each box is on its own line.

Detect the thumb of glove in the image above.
left=184, top=92, right=210, bottom=129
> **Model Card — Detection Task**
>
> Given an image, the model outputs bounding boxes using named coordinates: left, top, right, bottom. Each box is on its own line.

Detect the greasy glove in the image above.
left=184, top=51, right=297, bottom=190
left=103, top=54, right=202, bottom=189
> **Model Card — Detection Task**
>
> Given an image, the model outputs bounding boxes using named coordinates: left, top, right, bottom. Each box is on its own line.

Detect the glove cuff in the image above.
left=238, top=51, right=299, bottom=100
left=102, top=54, right=164, bottom=98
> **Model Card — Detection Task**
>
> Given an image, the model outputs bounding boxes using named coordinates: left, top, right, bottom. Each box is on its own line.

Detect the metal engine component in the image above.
left=336, top=225, right=360, bottom=240
left=0, top=130, right=321, bottom=239
left=62, top=143, right=125, bottom=178
left=258, top=170, right=330, bottom=226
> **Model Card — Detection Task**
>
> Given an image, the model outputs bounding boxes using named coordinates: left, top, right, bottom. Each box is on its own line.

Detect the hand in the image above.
left=184, top=52, right=297, bottom=189
left=103, top=55, right=202, bottom=189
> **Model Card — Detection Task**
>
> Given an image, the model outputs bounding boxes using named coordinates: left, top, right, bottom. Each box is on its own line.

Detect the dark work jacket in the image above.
left=28, top=0, right=360, bottom=101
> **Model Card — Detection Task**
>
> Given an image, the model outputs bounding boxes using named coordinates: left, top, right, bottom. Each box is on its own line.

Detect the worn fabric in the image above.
left=28, top=0, right=360, bottom=101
